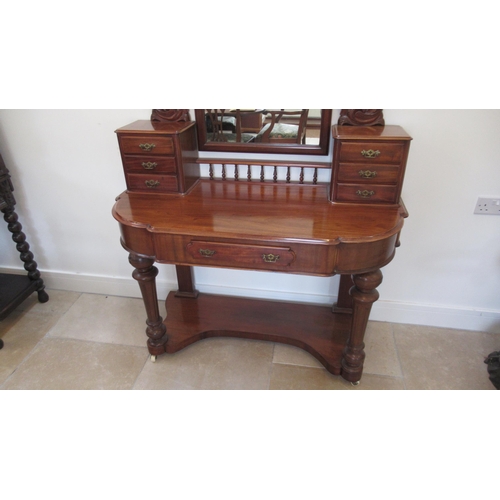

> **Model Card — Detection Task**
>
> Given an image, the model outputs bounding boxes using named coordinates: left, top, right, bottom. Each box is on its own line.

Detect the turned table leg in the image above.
left=129, top=253, right=167, bottom=357
left=341, top=269, right=383, bottom=384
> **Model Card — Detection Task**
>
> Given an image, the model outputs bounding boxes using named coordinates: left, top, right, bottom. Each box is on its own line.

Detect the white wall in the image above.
left=1, top=109, right=499, bottom=333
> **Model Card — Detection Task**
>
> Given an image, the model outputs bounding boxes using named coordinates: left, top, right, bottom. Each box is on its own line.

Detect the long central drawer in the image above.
left=186, top=241, right=296, bottom=269
left=147, top=234, right=341, bottom=274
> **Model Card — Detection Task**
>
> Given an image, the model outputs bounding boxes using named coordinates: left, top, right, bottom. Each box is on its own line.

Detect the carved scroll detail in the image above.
left=151, top=109, right=191, bottom=122
left=338, top=109, right=385, bottom=126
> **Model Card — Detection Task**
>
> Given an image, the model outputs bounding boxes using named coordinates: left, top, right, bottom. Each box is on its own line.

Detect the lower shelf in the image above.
left=0, top=273, right=38, bottom=320
left=162, top=292, right=353, bottom=375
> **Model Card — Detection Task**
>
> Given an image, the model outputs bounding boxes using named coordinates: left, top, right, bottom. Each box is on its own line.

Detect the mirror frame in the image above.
left=194, top=109, right=333, bottom=156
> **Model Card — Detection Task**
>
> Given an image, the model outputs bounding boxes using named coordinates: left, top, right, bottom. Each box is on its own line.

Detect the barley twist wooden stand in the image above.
left=0, top=152, right=48, bottom=348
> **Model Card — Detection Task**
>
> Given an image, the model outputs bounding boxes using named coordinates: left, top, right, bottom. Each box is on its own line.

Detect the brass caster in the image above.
left=351, top=380, right=360, bottom=386
left=151, top=355, right=157, bottom=363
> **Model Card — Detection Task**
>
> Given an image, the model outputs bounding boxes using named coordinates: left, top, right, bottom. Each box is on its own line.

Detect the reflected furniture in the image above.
left=113, top=109, right=411, bottom=384
left=255, top=109, right=309, bottom=144
left=0, top=151, right=48, bottom=348
left=200, top=108, right=312, bottom=146
left=195, top=109, right=332, bottom=155
left=204, top=109, right=258, bottom=143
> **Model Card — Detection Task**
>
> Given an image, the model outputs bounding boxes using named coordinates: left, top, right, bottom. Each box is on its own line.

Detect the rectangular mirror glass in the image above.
left=195, top=109, right=332, bottom=155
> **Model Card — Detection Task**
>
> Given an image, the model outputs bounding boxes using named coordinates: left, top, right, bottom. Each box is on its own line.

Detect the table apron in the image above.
left=118, top=224, right=401, bottom=276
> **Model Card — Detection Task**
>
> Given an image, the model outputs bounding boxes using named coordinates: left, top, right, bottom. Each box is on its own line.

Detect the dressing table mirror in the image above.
left=112, top=109, right=411, bottom=385
left=194, top=109, right=333, bottom=155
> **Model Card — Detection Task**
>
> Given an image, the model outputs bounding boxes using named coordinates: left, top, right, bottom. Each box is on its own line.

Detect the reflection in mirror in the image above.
left=195, top=109, right=331, bottom=156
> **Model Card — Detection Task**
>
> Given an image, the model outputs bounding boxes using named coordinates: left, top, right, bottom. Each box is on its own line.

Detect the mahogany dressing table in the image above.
left=112, top=109, right=411, bottom=384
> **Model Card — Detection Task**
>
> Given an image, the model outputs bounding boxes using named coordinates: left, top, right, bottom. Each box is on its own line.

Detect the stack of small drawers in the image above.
left=115, top=120, right=199, bottom=194
left=331, top=125, right=412, bottom=205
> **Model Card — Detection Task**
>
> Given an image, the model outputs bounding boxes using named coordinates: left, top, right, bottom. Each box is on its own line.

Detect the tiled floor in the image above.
left=0, top=289, right=498, bottom=390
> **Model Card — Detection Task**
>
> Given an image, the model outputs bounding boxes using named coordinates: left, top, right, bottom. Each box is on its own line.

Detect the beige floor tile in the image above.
left=0, top=313, right=60, bottom=384
left=363, top=321, right=403, bottom=377
left=2, top=338, right=148, bottom=390
left=12, top=289, right=81, bottom=316
left=134, top=337, right=274, bottom=390
left=394, top=324, right=499, bottom=390
left=272, top=321, right=402, bottom=378
left=2, top=289, right=498, bottom=391
left=269, top=364, right=405, bottom=390
left=47, top=293, right=161, bottom=347
left=273, top=343, right=324, bottom=368
left=0, top=290, right=79, bottom=385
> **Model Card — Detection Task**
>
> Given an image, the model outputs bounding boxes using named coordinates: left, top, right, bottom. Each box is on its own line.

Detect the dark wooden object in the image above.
left=0, top=152, right=48, bottom=348
left=112, top=109, right=411, bottom=384
left=484, top=351, right=500, bottom=389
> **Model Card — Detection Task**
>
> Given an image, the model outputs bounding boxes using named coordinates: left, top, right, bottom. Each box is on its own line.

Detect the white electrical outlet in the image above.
left=474, top=197, right=500, bottom=215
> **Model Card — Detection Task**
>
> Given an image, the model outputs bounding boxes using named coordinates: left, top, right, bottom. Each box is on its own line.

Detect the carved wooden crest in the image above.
left=151, top=109, right=191, bottom=122
left=338, top=109, right=385, bottom=126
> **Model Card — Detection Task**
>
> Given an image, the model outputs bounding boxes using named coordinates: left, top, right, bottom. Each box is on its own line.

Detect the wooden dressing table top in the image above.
left=113, top=180, right=407, bottom=244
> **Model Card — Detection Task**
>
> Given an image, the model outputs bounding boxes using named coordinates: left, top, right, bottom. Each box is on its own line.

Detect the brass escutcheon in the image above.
left=142, top=162, right=158, bottom=170
left=262, top=253, right=280, bottom=263
left=360, top=149, right=380, bottom=159
left=145, top=180, right=160, bottom=188
left=199, top=249, right=216, bottom=257
left=356, top=189, right=375, bottom=198
left=139, top=143, right=156, bottom=152
left=358, top=169, right=377, bottom=179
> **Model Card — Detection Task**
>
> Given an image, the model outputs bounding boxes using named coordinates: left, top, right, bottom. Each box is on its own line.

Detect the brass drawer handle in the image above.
left=262, top=253, right=280, bottom=263
left=145, top=180, right=160, bottom=188
left=359, top=169, right=377, bottom=179
left=356, top=190, right=375, bottom=198
left=139, top=143, right=156, bottom=152
left=142, top=162, right=158, bottom=170
left=360, top=149, right=380, bottom=159
left=199, top=249, right=216, bottom=257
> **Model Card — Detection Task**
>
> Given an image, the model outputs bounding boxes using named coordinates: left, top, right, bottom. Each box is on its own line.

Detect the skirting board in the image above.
left=1, top=267, right=499, bottom=334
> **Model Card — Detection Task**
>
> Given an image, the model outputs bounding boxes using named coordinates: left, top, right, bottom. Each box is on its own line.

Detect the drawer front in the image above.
left=123, top=155, right=177, bottom=174
left=339, top=141, right=404, bottom=164
left=337, top=163, right=400, bottom=184
left=335, top=183, right=398, bottom=203
left=120, top=135, right=175, bottom=155
left=126, top=173, right=178, bottom=193
left=186, top=241, right=296, bottom=269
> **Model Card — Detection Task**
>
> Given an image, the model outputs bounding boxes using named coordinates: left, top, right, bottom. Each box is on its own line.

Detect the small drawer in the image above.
left=120, top=135, right=174, bottom=155
left=335, top=183, right=398, bottom=203
left=123, top=155, right=177, bottom=174
left=186, top=241, right=296, bottom=269
left=337, top=163, right=400, bottom=184
left=126, top=174, right=178, bottom=193
left=339, top=141, right=405, bottom=164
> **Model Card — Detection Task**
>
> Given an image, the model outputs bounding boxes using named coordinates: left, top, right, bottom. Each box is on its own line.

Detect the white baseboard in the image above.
left=369, top=300, right=500, bottom=334
left=2, top=267, right=499, bottom=334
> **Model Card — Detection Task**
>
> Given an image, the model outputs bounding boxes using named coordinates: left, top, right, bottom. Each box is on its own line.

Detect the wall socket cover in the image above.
left=474, top=197, right=500, bottom=215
